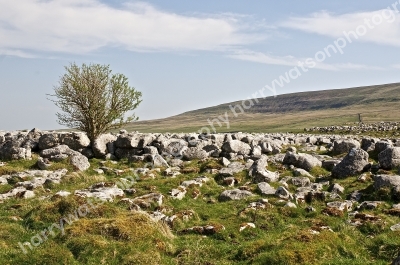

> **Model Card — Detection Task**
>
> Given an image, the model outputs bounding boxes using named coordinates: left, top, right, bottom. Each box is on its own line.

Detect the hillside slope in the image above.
left=126, top=83, right=400, bottom=133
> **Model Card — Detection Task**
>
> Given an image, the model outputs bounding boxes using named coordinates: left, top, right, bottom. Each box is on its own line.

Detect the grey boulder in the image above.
left=373, top=175, right=400, bottom=190
left=182, top=147, right=209, bottom=160
left=61, top=132, right=90, bottom=151
left=70, top=154, right=90, bottom=171
left=333, top=139, right=361, bottom=155
left=378, top=147, right=400, bottom=170
left=249, top=155, right=279, bottom=183
left=332, top=148, right=369, bottom=178
left=219, top=189, right=254, bottom=201
left=92, top=133, right=117, bottom=158
left=38, top=133, right=60, bottom=150
left=283, top=152, right=322, bottom=171
left=221, top=140, right=251, bottom=155
left=219, top=162, right=245, bottom=177
left=257, top=182, right=277, bottom=195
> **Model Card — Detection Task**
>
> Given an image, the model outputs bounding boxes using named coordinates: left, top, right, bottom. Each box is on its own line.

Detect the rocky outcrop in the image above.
left=378, top=147, right=400, bottom=170
left=332, top=148, right=369, bottom=178
left=283, top=152, right=322, bottom=171
left=249, top=155, right=279, bottom=183
left=219, top=189, right=254, bottom=201
left=257, top=182, right=276, bottom=195
left=332, top=139, right=361, bottom=155
left=92, top=133, right=117, bottom=158
left=40, top=145, right=90, bottom=171
left=373, top=175, right=400, bottom=190
left=221, top=140, right=251, bottom=155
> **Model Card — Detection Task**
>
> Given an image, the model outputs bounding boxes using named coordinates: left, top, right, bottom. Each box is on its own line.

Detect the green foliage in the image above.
left=49, top=63, right=142, bottom=142
left=0, top=157, right=38, bottom=175
left=309, top=166, right=330, bottom=177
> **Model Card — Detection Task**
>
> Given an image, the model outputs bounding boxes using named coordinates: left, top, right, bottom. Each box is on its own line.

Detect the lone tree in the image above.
left=50, top=63, right=142, bottom=143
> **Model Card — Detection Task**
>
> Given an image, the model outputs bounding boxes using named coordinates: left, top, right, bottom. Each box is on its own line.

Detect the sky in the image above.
left=1, top=0, right=400, bottom=131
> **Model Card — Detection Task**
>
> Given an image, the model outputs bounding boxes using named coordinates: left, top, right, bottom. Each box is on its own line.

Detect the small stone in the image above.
left=358, top=174, right=368, bottom=182
left=329, top=183, right=345, bottom=194
left=220, top=157, right=231, bottom=167
left=37, top=157, right=51, bottom=170
left=54, top=190, right=71, bottom=197
left=390, top=223, right=400, bottom=231
left=124, top=189, right=136, bottom=195
left=285, top=202, right=297, bottom=208
left=275, top=186, right=292, bottom=200
left=257, top=182, right=276, bottom=195
left=219, top=189, right=254, bottom=201
left=305, top=206, right=316, bottom=212
left=348, top=190, right=363, bottom=202
left=93, top=168, right=104, bottom=174
left=223, top=177, right=237, bottom=187
left=239, top=222, right=256, bottom=232
left=169, top=187, right=187, bottom=200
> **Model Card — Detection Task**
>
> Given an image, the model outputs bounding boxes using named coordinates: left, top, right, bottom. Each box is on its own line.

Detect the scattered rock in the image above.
left=221, top=140, right=251, bottom=155
left=183, top=147, right=209, bottom=160
left=38, top=133, right=60, bottom=150
left=322, top=160, right=341, bottom=171
left=92, top=133, right=117, bottom=158
left=373, top=175, right=400, bottom=190
left=219, top=189, right=254, bottom=201
left=293, top=168, right=313, bottom=179
left=333, top=139, right=361, bottom=154
left=219, top=162, right=245, bottom=177
left=291, top=177, right=311, bottom=187
left=275, top=186, right=292, bottom=200
left=283, top=152, right=322, bottom=171
left=169, top=186, right=187, bottom=200
left=249, top=155, right=279, bottom=183
left=221, top=157, right=231, bottom=167
left=132, top=193, right=163, bottom=208
left=37, top=157, right=51, bottom=170
left=70, top=154, right=90, bottom=171
left=326, top=201, right=353, bottom=211
left=390, top=223, right=400, bottom=231
left=332, top=148, right=369, bottom=178
left=378, top=147, right=400, bottom=170
left=152, top=154, right=169, bottom=168
left=239, top=222, right=256, bottom=232
left=61, top=132, right=90, bottom=151
left=285, top=202, right=297, bottom=208
left=257, top=182, right=276, bottom=195
left=164, top=167, right=181, bottom=177
left=181, top=224, right=225, bottom=235
left=329, top=183, right=345, bottom=194
left=348, top=190, right=363, bottom=202
left=357, top=201, right=384, bottom=210
left=54, top=190, right=71, bottom=198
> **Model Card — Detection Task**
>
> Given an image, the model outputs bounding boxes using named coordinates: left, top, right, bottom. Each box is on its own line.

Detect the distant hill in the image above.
left=126, top=83, right=400, bottom=133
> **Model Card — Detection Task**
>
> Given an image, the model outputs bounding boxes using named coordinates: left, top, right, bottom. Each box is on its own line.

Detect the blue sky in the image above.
left=1, top=0, right=399, bottom=130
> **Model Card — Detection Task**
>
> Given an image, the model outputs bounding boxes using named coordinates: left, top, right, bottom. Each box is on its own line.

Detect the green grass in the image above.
left=0, top=156, right=400, bottom=264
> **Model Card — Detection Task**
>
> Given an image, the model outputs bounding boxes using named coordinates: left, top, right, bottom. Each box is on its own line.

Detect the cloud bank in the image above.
left=0, top=0, right=263, bottom=55
left=281, top=9, right=400, bottom=47
left=228, top=49, right=382, bottom=71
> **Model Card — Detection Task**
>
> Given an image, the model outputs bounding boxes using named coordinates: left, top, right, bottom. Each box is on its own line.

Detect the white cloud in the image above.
left=392, top=64, right=400, bottom=69
left=227, top=49, right=381, bottom=71
left=0, top=0, right=265, bottom=56
left=334, top=63, right=383, bottom=70
left=0, top=49, right=36, bottom=58
left=227, top=49, right=299, bottom=67
left=281, top=9, right=400, bottom=46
